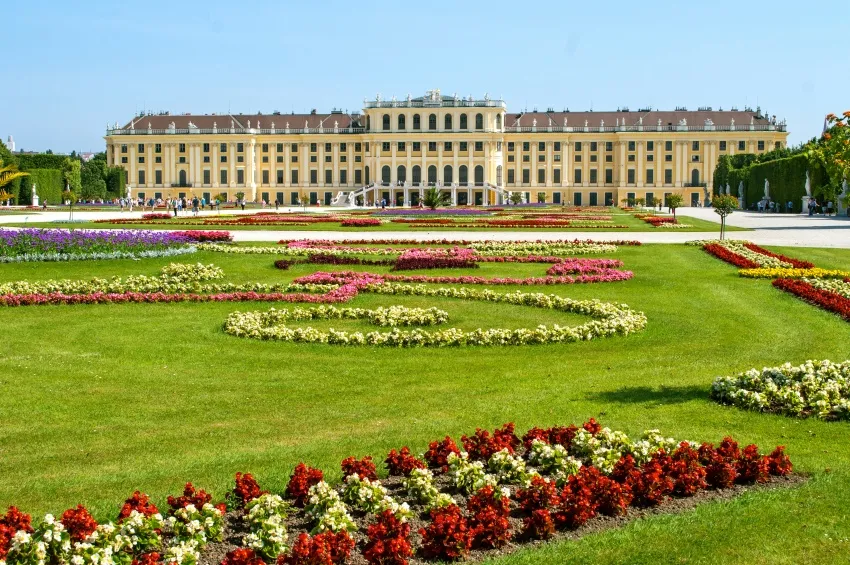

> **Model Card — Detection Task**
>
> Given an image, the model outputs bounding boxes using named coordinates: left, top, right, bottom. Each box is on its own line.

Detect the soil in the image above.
left=195, top=470, right=807, bottom=565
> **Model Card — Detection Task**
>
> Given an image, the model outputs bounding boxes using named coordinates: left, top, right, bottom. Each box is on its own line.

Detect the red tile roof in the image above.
left=506, top=110, right=772, bottom=128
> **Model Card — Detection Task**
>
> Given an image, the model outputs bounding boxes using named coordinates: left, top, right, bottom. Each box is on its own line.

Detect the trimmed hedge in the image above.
left=17, top=154, right=69, bottom=171
left=106, top=166, right=126, bottom=199
left=18, top=168, right=64, bottom=205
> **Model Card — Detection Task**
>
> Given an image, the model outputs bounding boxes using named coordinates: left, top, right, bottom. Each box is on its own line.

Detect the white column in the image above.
left=483, top=142, right=490, bottom=184
left=637, top=141, right=644, bottom=187
left=270, top=143, right=277, bottom=187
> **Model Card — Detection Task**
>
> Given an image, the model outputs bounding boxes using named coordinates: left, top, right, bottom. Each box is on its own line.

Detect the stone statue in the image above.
left=764, top=178, right=770, bottom=200
left=563, top=117, right=568, bottom=126
left=532, top=118, right=537, bottom=127
left=738, top=181, right=744, bottom=200
left=805, top=170, right=812, bottom=197
left=638, top=116, right=643, bottom=125
left=725, top=182, right=730, bottom=195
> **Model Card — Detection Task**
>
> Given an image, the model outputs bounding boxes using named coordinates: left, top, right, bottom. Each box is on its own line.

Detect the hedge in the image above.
left=18, top=168, right=64, bottom=205
left=106, top=166, right=126, bottom=199
left=17, top=154, right=69, bottom=171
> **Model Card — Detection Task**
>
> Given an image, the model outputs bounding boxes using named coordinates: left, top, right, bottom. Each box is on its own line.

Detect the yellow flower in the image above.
left=739, top=267, right=850, bottom=279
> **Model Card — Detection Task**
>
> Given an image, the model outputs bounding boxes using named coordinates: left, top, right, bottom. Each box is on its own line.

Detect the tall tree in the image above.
left=666, top=193, right=684, bottom=223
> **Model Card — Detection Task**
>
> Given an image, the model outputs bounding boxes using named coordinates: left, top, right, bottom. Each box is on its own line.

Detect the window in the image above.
left=444, top=114, right=452, bottom=130
left=220, top=143, right=226, bottom=153
left=574, top=169, right=582, bottom=184
left=665, top=140, right=673, bottom=151
left=276, top=156, right=283, bottom=163
left=460, top=114, right=467, bottom=129
left=310, top=170, right=318, bottom=184
left=277, top=143, right=283, bottom=152
left=647, top=154, right=654, bottom=162
left=428, top=114, right=436, bottom=130
left=262, top=156, right=268, bottom=163
left=665, top=169, right=673, bottom=184
left=522, top=142, right=530, bottom=151
left=553, top=169, right=561, bottom=184
left=474, top=142, right=483, bottom=152
left=665, top=154, right=672, bottom=162
left=413, top=114, right=421, bottom=130
left=138, top=156, right=145, bottom=163
left=155, top=170, right=162, bottom=185
left=155, top=156, right=162, bottom=164
left=355, top=170, right=362, bottom=184
left=398, top=142, right=406, bottom=152
left=574, top=142, right=582, bottom=152
left=291, top=143, right=298, bottom=152
left=554, top=154, right=561, bottom=162
left=606, top=141, right=613, bottom=151
left=647, top=141, right=654, bottom=151
left=236, top=143, right=242, bottom=152
left=325, top=155, right=331, bottom=163
left=692, top=141, right=700, bottom=151
left=121, top=144, right=127, bottom=153
left=137, top=143, right=145, bottom=153
left=291, top=155, right=298, bottom=163
left=237, top=169, right=244, bottom=184
left=179, top=143, right=186, bottom=153
left=575, top=155, right=582, bottom=162
left=310, top=156, right=316, bottom=163
left=262, top=143, right=269, bottom=153
left=739, top=140, right=746, bottom=151
left=628, top=141, right=636, bottom=151
left=444, top=142, right=452, bottom=152
left=277, top=170, right=284, bottom=184
left=553, top=191, right=561, bottom=204
left=413, top=142, right=421, bottom=152
left=522, top=155, right=530, bottom=162
left=605, top=169, right=613, bottom=184
left=382, top=114, right=390, bottom=130
left=340, top=170, right=347, bottom=184
left=522, top=169, right=530, bottom=184
left=310, top=143, right=317, bottom=152
left=627, top=169, right=635, bottom=184
left=646, top=169, right=654, bottom=184
left=340, top=143, right=346, bottom=152
left=459, top=142, right=467, bottom=152
left=758, top=140, right=765, bottom=151
left=590, top=169, right=598, bottom=184
left=355, top=156, right=361, bottom=162
left=428, top=142, right=436, bottom=152
left=121, top=157, right=128, bottom=163
left=262, top=170, right=269, bottom=184
left=628, top=155, right=635, bottom=162
left=138, top=170, right=145, bottom=184
left=475, top=113, right=483, bottom=130
left=508, top=142, right=515, bottom=151
left=382, top=142, right=390, bottom=152
left=590, top=142, right=597, bottom=152
left=220, top=156, right=227, bottom=163
left=605, top=155, right=613, bottom=163
left=340, top=156, right=347, bottom=163
left=507, top=155, right=515, bottom=163
left=775, top=141, right=781, bottom=149
left=507, top=169, right=515, bottom=184
left=291, top=170, right=298, bottom=184
left=538, top=154, right=545, bottom=162
left=554, top=142, right=561, bottom=152
left=325, top=170, right=332, bottom=185
left=220, top=170, right=228, bottom=184
left=537, top=169, right=545, bottom=184
left=590, top=155, right=597, bottom=162
left=538, top=142, right=545, bottom=151
left=691, top=155, right=700, bottom=162
left=397, top=115, right=405, bottom=130
left=155, top=144, right=162, bottom=153
left=200, top=143, right=208, bottom=153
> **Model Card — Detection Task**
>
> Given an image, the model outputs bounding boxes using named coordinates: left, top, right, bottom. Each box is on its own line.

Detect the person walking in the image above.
left=275, top=200, right=279, bottom=211
left=827, top=200, right=834, bottom=216
left=192, top=196, right=199, bottom=216
left=200, top=197, right=206, bottom=210
left=240, top=199, right=246, bottom=211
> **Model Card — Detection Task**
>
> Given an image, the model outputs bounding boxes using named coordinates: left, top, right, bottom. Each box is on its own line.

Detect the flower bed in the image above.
left=142, top=213, right=174, bottom=220
left=0, top=420, right=796, bottom=565
left=689, top=240, right=813, bottom=270
left=392, top=248, right=479, bottom=271
left=772, top=278, right=850, bottom=321
left=340, top=218, right=383, bottom=227
left=739, top=267, right=850, bottom=279
left=171, top=231, right=233, bottom=243
left=712, top=359, right=850, bottom=420
left=0, top=228, right=192, bottom=258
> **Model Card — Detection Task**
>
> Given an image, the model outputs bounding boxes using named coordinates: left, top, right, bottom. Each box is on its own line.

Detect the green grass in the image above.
left=1, top=210, right=746, bottom=232
left=0, top=243, right=848, bottom=563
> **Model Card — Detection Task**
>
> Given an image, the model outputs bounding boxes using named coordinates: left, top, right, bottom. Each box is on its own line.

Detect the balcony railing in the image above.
left=684, top=182, right=707, bottom=188
left=170, top=182, right=193, bottom=188
left=504, top=123, right=785, bottom=133
left=108, top=127, right=368, bottom=136
left=364, top=99, right=506, bottom=109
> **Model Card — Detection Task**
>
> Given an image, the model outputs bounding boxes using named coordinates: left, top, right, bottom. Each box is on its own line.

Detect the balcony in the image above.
left=170, top=182, right=193, bottom=188
left=684, top=182, right=707, bottom=188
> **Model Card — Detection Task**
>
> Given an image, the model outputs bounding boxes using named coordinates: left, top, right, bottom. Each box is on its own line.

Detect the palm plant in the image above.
left=422, top=186, right=451, bottom=210
left=0, top=161, right=28, bottom=204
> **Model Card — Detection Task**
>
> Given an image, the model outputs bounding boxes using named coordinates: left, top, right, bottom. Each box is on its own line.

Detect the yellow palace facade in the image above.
left=105, top=89, right=788, bottom=207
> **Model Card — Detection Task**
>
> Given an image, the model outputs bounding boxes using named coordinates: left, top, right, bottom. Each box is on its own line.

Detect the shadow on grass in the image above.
left=586, top=385, right=707, bottom=405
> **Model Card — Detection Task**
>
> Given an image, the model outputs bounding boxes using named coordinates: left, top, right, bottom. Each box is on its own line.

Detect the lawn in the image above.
left=0, top=242, right=847, bottom=563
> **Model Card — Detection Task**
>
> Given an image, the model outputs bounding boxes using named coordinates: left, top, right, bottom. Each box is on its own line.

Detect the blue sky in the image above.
left=2, top=0, right=846, bottom=153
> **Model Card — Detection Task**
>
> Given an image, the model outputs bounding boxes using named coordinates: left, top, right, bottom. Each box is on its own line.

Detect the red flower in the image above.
left=340, top=456, right=378, bottom=481
left=766, top=446, right=793, bottom=476
left=362, top=510, right=412, bottom=565
left=515, top=476, right=558, bottom=513
left=167, top=482, right=213, bottom=513
left=424, top=436, right=461, bottom=471
left=522, top=508, right=555, bottom=540
left=132, top=553, right=161, bottom=565
left=61, top=505, right=98, bottom=542
left=419, top=504, right=473, bottom=560
left=280, top=531, right=354, bottom=565
left=0, top=507, right=33, bottom=560
left=222, top=548, right=265, bottom=565
left=736, top=445, right=770, bottom=484
left=384, top=447, right=426, bottom=477
left=230, top=473, right=267, bottom=508
left=286, top=463, right=324, bottom=507
left=703, top=244, right=760, bottom=269
left=118, top=491, right=159, bottom=521
left=773, top=279, right=850, bottom=321
left=625, top=459, right=673, bottom=507
left=461, top=423, right=519, bottom=461
left=582, top=418, right=602, bottom=435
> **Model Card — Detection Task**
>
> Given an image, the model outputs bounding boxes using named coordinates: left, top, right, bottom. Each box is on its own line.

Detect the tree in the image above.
left=711, top=194, right=739, bottom=240
left=80, top=158, right=107, bottom=201
left=635, top=197, right=646, bottom=208
left=423, top=186, right=450, bottom=210
left=807, top=111, right=850, bottom=200
left=0, top=160, right=28, bottom=191
left=509, top=191, right=523, bottom=205
left=666, top=193, right=684, bottom=223
left=537, top=191, right=546, bottom=204
left=62, top=158, right=81, bottom=220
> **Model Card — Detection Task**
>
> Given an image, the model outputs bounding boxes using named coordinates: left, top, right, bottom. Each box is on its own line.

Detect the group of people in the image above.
left=807, top=198, right=835, bottom=216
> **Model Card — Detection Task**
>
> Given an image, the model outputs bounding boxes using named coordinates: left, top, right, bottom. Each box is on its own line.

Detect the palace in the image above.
left=105, top=89, right=789, bottom=207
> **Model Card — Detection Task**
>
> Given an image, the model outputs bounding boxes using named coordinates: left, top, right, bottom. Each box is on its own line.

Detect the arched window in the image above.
left=495, top=114, right=502, bottom=130
left=178, top=170, right=187, bottom=186
left=444, top=165, right=453, bottom=184
left=427, top=165, right=437, bottom=184
left=412, top=165, right=421, bottom=184
left=459, top=165, right=468, bottom=185
left=474, top=165, right=484, bottom=186
left=444, top=114, right=452, bottom=130
left=428, top=114, right=437, bottom=131
left=460, top=114, right=468, bottom=130
left=397, top=165, right=406, bottom=183
left=382, top=114, right=390, bottom=131
left=413, top=114, right=421, bottom=130
left=398, top=115, right=406, bottom=130
left=691, top=169, right=700, bottom=185
left=138, top=170, right=145, bottom=185
left=496, top=165, right=503, bottom=186
left=475, top=113, right=484, bottom=130
left=382, top=165, right=391, bottom=184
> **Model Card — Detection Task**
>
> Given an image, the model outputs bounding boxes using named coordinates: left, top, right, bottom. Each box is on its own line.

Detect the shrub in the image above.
left=280, top=531, right=354, bottom=564
left=424, top=436, right=461, bottom=471
left=704, top=453, right=738, bottom=488
left=717, top=437, right=741, bottom=461
left=60, top=505, right=98, bottom=542
left=118, top=491, right=159, bottom=521
left=419, top=504, right=473, bottom=561
left=340, top=456, right=378, bottom=480
left=591, top=474, right=633, bottom=516
left=167, top=482, right=214, bottom=513
left=467, top=486, right=512, bottom=549
left=736, top=445, right=770, bottom=484
left=287, top=463, right=325, bottom=507
left=553, top=471, right=597, bottom=529
left=222, top=548, right=265, bottom=565
left=385, top=447, right=426, bottom=477
left=229, top=472, right=267, bottom=508
left=362, top=510, right=412, bottom=565
left=767, top=446, right=793, bottom=476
